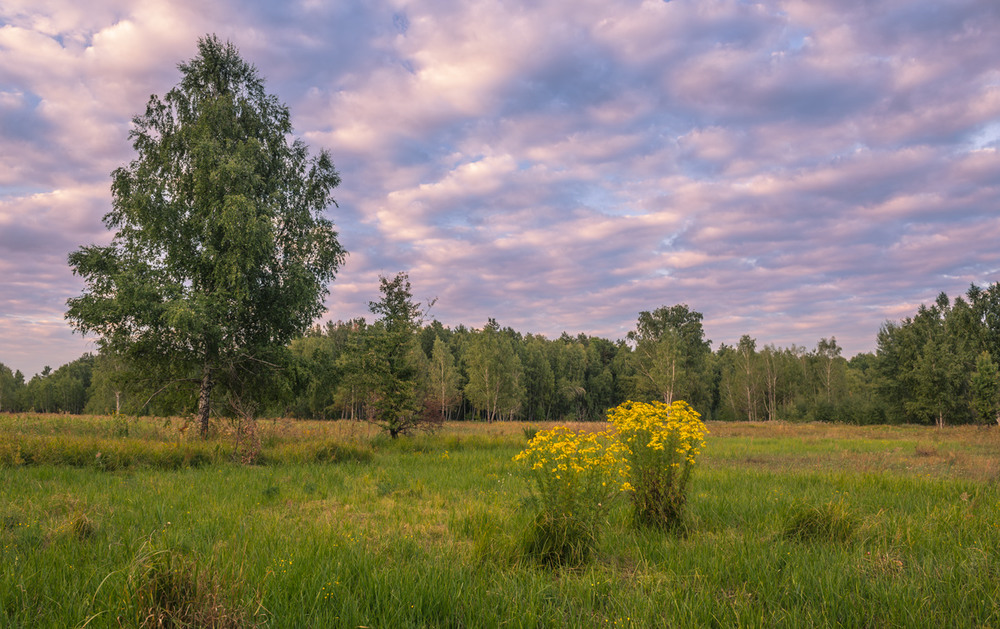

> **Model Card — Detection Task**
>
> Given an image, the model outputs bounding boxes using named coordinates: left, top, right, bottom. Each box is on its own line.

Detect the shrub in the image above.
left=783, top=500, right=857, bottom=543
left=607, top=400, right=708, bottom=529
left=513, top=426, right=624, bottom=566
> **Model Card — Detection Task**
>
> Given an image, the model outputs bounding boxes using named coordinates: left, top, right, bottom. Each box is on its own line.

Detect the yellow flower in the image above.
left=606, top=399, right=708, bottom=521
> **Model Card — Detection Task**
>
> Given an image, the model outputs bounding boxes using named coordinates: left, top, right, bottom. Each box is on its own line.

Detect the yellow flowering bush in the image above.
left=607, top=400, right=708, bottom=528
left=513, top=426, right=625, bottom=565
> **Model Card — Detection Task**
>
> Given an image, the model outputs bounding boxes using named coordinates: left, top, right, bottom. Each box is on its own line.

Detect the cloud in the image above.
left=2, top=0, right=1000, bottom=377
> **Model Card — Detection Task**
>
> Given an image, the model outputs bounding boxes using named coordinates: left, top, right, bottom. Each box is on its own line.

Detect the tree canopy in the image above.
left=627, top=304, right=712, bottom=407
left=66, top=35, right=346, bottom=436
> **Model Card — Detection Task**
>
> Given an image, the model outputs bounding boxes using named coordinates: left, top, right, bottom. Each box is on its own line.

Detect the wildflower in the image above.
left=514, top=426, right=623, bottom=565
left=607, top=400, right=707, bottom=528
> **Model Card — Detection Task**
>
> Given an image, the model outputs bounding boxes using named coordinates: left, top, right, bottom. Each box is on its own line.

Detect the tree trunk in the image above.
left=438, top=360, right=447, bottom=419
left=666, top=359, right=676, bottom=404
left=198, top=364, right=213, bottom=438
left=744, top=381, right=754, bottom=422
left=825, top=362, right=833, bottom=402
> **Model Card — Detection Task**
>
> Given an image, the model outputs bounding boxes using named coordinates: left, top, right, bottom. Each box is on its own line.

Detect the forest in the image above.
left=3, top=281, right=998, bottom=428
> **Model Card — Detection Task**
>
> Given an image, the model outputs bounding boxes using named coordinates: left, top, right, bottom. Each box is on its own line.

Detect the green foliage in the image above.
left=464, top=319, right=525, bottom=421
left=287, top=320, right=365, bottom=419
left=330, top=319, right=377, bottom=420
left=718, top=335, right=764, bottom=421
left=10, top=281, right=1000, bottom=426
left=905, top=320, right=966, bottom=428
left=65, top=35, right=346, bottom=436
left=364, top=272, right=434, bottom=438
left=971, top=351, right=1000, bottom=425
left=715, top=337, right=869, bottom=424
left=627, top=304, right=712, bottom=408
left=0, top=362, right=20, bottom=412
left=15, top=316, right=636, bottom=424
left=520, top=336, right=556, bottom=421
left=812, top=337, right=845, bottom=403
left=83, top=351, right=183, bottom=417
left=758, top=344, right=804, bottom=421
left=13, top=355, right=95, bottom=414
left=876, top=285, right=1000, bottom=426
left=427, top=336, right=462, bottom=420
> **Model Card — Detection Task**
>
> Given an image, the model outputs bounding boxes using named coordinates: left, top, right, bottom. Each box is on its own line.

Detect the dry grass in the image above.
left=702, top=421, right=1000, bottom=482
left=6, top=414, right=1000, bottom=482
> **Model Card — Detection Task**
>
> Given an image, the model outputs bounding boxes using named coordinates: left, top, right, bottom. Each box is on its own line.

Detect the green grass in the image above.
left=2, top=414, right=1000, bottom=627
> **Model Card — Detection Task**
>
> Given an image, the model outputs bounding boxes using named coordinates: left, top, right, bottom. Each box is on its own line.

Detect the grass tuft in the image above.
left=859, top=551, right=905, bottom=579
left=522, top=511, right=600, bottom=567
left=69, top=511, right=97, bottom=541
left=451, top=506, right=521, bottom=565
left=126, top=548, right=263, bottom=629
left=783, top=499, right=857, bottom=544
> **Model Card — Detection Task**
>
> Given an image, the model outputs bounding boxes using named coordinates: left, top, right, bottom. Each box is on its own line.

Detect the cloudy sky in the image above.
left=2, top=0, right=999, bottom=377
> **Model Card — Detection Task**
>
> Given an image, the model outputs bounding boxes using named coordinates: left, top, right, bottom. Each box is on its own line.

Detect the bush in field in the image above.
left=513, top=426, right=625, bottom=565
left=608, top=400, right=708, bottom=529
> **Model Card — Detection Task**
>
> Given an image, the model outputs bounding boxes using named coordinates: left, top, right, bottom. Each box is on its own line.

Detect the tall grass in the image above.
left=1, top=414, right=999, bottom=627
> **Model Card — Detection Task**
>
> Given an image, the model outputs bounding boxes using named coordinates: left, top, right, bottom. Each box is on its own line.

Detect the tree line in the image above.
left=4, top=281, right=998, bottom=427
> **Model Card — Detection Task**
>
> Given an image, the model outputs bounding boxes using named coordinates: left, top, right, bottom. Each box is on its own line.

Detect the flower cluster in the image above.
left=513, top=426, right=626, bottom=511
left=607, top=400, right=708, bottom=528
left=608, top=400, right=707, bottom=466
left=513, top=426, right=625, bottom=565
left=513, top=401, right=709, bottom=562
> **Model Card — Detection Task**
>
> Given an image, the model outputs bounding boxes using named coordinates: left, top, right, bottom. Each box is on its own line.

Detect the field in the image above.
left=2, top=414, right=999, bottom=628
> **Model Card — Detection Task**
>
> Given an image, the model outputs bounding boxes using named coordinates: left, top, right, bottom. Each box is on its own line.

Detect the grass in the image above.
left=2, top=414, right=1000, bottom=627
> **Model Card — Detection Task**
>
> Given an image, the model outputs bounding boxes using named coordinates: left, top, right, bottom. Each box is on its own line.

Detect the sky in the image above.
left=1, top=0, right=999, bottom=378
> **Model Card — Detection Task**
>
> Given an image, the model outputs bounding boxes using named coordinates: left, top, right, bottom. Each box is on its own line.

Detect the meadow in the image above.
left=2, top=413, right=999, bottom=628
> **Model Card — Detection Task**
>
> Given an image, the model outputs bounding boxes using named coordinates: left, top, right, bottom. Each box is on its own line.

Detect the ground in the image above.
left=2, top=414, right=998, bottom=627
